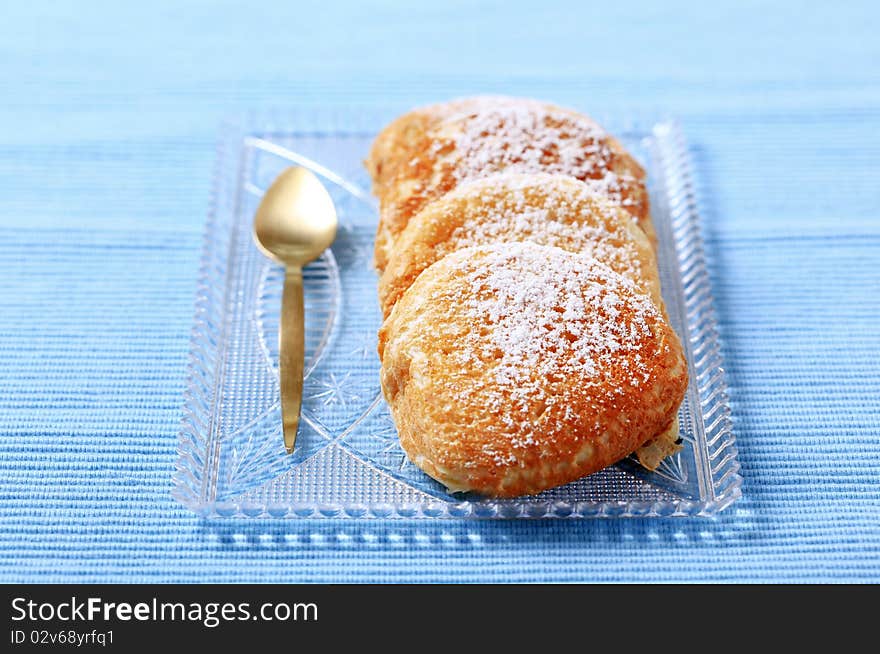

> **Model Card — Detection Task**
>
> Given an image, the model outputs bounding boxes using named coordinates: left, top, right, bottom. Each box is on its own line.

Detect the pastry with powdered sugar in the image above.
left=378, top=243, right=687, bottom=497
left=366, top=96, right=654, bottom=271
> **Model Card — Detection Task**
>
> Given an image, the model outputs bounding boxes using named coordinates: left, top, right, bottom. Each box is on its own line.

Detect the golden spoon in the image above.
left=253, top=167, right=338, bottom=454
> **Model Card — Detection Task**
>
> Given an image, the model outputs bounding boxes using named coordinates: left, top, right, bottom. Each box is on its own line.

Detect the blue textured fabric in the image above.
left=2, top=0, right=879, bottom=582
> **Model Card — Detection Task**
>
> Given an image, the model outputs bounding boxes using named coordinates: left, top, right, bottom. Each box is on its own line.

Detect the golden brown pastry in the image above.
left=377, top=172, right=681, bottom=471
left=378, top=242, right=688, bottom=497
left=378, top=172, right=662, bottom=319
left=365, top=99, right=469, bottom=199
left=366, top=96, right=653, bottom=271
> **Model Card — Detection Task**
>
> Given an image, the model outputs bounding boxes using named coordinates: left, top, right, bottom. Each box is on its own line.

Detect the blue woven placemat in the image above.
left=1, top=0, right=879, bottom=582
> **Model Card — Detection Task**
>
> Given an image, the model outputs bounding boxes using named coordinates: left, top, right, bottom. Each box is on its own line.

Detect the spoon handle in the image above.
left=279, top=266, right=305, bottom=454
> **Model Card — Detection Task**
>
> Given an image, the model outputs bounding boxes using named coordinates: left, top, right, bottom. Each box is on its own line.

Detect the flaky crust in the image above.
left=378, top=172, right=662, bottom=318
left=636, top=417, right=683, bottom=470
left=378, top=243, right=687, bottom=497
left=365, top=99, right=473, bottom=199
left=368, top=96, right=654, bottom=271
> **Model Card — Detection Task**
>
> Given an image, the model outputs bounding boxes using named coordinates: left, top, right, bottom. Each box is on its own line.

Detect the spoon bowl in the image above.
left=253, top=166, right=338, bottom=454
left=253, top=167, right=338, bottom=267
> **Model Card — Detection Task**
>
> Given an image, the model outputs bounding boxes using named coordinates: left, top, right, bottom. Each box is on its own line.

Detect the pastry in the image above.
left=378, top=242, right=688, bottom=497
left=377, top=172, right=662, bottom=319
left=365, top=99, right=469, bottom=199
left=377, top=172, right=679, bottom=470
left=366, top=96, right=654, bottom=271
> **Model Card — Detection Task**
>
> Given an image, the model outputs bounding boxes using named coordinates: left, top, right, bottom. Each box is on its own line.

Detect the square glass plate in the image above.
left=172, top=108, right=741, bottom=519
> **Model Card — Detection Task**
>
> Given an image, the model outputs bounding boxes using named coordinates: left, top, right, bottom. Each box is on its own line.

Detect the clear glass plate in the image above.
left=172, top=108, right=741, bottom=518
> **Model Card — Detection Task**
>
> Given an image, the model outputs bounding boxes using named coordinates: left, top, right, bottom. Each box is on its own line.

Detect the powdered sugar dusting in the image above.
left=448, top=243, right=661, bottom=458
left=446, top=98, right=637, bottom=208
left=442, top=173, right=644, bottom=282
